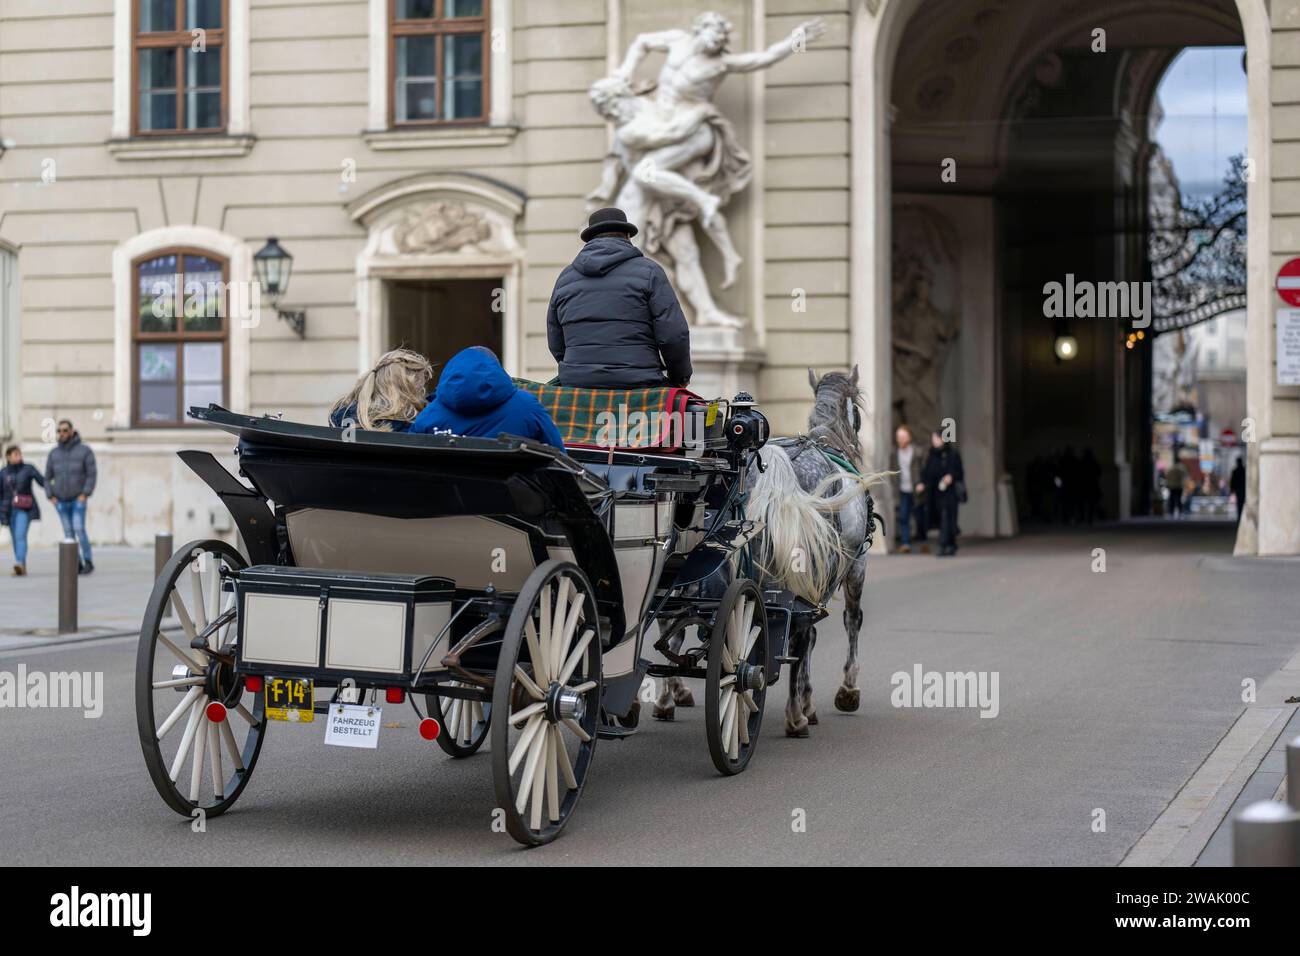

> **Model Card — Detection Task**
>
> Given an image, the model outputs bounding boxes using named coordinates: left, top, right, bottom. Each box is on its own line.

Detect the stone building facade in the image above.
left=0, top=0, right=1296, bottom=555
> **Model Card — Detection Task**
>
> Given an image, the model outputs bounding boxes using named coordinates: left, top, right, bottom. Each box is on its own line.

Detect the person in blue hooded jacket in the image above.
left=410, top=347, right=565, bottom=450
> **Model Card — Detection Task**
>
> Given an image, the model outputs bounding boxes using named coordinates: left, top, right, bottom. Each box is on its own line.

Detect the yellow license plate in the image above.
left=265, top=677, right=314, bottom=723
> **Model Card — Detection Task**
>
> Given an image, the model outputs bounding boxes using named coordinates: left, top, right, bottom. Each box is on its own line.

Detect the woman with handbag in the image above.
left=1, top=445, right=47, bottom=576
left=917, top=428, right=965, bottom=557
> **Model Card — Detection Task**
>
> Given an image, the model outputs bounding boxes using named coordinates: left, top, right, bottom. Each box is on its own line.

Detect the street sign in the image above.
left=1277, top=258, right=1300, bottom=306
left=1279, top=309, right=1300, bottom=386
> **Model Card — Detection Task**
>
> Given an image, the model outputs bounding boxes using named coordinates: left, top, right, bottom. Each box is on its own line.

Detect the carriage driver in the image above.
left=546, top=207, right=693, bottom=389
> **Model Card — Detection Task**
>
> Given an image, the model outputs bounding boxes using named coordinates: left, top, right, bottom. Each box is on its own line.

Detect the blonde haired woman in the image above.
left=329, top=348, right=433, bottom=432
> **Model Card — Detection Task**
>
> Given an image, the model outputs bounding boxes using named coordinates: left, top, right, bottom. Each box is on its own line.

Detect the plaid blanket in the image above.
left=513, top=379, right=697, bottom=451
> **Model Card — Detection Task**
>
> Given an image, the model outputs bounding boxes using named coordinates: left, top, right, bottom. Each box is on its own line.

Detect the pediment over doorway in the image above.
left=347, top=172, right=526, bottom=261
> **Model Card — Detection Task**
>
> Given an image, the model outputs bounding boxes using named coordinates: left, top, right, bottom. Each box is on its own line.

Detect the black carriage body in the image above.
left=181, top=405, right=790, bottom=715
left=231, top=565, right=455, bottom=685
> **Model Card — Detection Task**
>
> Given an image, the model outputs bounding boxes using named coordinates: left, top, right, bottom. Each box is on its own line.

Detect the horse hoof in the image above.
left=805, top=708, right=818, bottom=725
left=833, top=686, right=860, bottom=713
left=652, top=704, right=675, bottom=721
left=673, top=687, right=695, bottom=707
left=785, top=717, right=810, bottom=738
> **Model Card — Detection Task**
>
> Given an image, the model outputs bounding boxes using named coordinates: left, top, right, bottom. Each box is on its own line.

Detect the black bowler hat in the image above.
left=581, top=206, right=639, bottom=242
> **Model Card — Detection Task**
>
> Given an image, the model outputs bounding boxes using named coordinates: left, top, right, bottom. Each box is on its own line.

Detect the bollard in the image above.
left=1288, top=735, right=1300, bottom=812
left=155, top=532, right=174, bottom=617
left=57, top=540, right=79, bottom=634
left=1232, top=799, right=1300, bottom=866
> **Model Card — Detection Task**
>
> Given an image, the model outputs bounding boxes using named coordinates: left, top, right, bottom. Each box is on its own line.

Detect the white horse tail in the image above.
left=747, top=444, right=874, bottom=604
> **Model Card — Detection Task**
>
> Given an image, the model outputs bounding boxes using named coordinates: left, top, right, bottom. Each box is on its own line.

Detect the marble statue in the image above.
left=589, top=11, right=826, bottom=328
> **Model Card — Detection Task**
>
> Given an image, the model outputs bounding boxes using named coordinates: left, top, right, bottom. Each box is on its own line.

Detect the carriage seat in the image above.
left=513, top=379, right=706, bottom=455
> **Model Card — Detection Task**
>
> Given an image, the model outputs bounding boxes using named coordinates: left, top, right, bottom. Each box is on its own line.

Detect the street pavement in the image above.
left=2, top=522, right=1298, bottom=865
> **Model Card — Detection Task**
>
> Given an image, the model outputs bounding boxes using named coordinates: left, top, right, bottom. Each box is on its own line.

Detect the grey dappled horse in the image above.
left=655, top=366, right=879, bottom=736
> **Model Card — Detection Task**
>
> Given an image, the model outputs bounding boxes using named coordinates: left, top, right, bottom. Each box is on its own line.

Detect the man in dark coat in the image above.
left=44, top=419, right=97, bottom=573
left=546, top=207, right=692, bottom=389
left=1230, top=456, right=1246, bottom=523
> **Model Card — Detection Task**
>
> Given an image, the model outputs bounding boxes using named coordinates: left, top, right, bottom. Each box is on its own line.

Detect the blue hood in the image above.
left=435, top=347, right=515, bottom=414
left=572, top=235, right=642, bottom=278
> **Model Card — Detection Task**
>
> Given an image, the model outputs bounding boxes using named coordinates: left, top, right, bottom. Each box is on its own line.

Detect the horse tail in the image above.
left=746, top=445, right=880, bottom=604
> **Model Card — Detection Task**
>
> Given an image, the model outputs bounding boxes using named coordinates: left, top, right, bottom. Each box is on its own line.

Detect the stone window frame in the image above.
left=109, top=0, right=253, bottom=159
left=365, top=0, right=515, bottom=149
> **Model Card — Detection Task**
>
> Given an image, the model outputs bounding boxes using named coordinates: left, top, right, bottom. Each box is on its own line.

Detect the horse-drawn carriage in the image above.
left=135, top=387, right=830, bottom=845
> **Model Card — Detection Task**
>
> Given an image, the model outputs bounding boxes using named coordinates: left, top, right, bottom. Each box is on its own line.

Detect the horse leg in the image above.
left=801, top=625, right=818, bottom=724
left=785, top=627, right=811, bottom=737
left=654, top=625, right=693, bottom=720
left=833, top=553, right=867, bottom=713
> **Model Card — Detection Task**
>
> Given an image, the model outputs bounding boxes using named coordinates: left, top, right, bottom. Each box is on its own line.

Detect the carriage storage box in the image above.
left=234, top=566, right=455, bottom=681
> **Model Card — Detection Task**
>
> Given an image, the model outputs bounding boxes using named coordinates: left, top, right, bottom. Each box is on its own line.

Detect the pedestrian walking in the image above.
left=1, top=445, right=47, bottom=576
left=1164, top=458, right=1188, bottom=519
left=1230, top=456, right=1246, bottom=523
left=891, top=424, right=921, bottom=552
left=917, top=428, right=965, bottom=557
left=44, top=419, right=97, bottom=574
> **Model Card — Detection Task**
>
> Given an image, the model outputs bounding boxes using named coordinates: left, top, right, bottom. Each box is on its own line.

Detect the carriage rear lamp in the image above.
left=244, top=675, right=262, bottom=693
left=386, top=688, right=406, bottom=704
left=419, top=717, right=442, bottom=740
left=726, top=407, right=769, bottom=452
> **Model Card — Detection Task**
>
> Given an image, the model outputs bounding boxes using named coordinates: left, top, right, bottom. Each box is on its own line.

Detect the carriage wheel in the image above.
left=427, top=684, right=491, bottom=758
left=705, top=579, right=768, bottom=776
left=135, top=539, right=266, bottom=818
left=491, top=560, right=602, bottom=846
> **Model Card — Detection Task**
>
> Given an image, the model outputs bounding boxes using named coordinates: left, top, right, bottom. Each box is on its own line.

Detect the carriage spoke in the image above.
left=170, top=590, right=200, bottom=643
left=157, top=686, right=202, bottom=738
left=516, top=729, right=547, bottom=814
left=190, top=562, right=208, bottom=633
left=557, top=628, right=595, bottom=686
left=509, top=714, right=545, bottom=775
left=219, top=717, right=245, bottom=772
left=514, top=665, right=545, bottom=701
left=719, top=673, right=736, bottom=689
left=189, top=714, right=209, bottom=803
left=158, top=631, right=206, bottom=673
left=738, top=704, right=750, bottom=745
left=728, top=691, right=738, bottom=759
left=720, top=642, right=736, bottom=673
left=551, top=578, right=572, bottom=677
left=206, top=560, right=221, bottom=631
left=570, top=680, right=597, bottom=694
left=561, top=717, right=590, bottom=742
left=556, top=596, right=583, bottom=680
left=509, top=701, right=545, bottom=726
left=544, top=728, right=560, bottom=823
left=153, top=675, right=203, bottom=690
left=741, top=690, right=758, bottom=714
left=728, top=699, right=740, bottom=760
left=169, top=696, right=205, bottom=781
left=742, top=623, right=761, bottom=660
left=552, top=725, right=577, bottom=790
left=234, top=702, right=256, bottom=725
left=208, top=720, right=223, bottom=798
left=538, top=584, right=553, bottom=683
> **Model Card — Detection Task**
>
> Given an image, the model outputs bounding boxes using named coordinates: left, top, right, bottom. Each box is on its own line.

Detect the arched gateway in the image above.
left=849, top=0, right=1295, bottom=555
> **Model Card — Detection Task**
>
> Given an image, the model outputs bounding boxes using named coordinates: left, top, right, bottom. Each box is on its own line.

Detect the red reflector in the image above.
left=206, top=701, right=228, bottom=723
left=385, top=687, right=405, bottom=704
left=418, top=717, right=441, bottom=741
left=245, top=675, right=262, bottom=693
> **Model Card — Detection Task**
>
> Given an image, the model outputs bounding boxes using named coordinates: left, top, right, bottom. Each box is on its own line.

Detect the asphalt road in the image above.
left=3, top=522, right=1298, bottom=865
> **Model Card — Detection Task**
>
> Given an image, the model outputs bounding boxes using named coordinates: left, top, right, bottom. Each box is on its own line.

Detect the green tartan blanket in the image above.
left=513, top=379, right=681, bottom=448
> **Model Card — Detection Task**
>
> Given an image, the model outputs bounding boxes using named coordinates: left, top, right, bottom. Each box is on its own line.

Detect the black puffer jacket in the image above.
left=546, top=235, right=692, bottom=388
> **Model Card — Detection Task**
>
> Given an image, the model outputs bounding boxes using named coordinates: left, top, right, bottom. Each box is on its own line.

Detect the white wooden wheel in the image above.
left=428, top=681, right=491, bottom=758
left=705, top=578, right=768, bottom=775
left=491, top=561, right=602, bottom=846
left=135, top=540, right=265, bottom=817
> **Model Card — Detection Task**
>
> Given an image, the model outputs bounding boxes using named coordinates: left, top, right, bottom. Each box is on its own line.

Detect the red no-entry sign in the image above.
left=1277, top=258, right=1300, bottom=306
